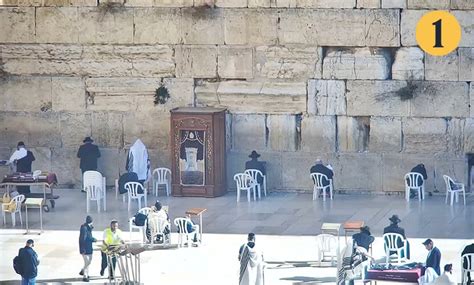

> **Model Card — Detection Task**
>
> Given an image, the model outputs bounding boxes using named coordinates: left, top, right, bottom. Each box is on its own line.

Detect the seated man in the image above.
left=245, top=150, right=266, bottom=188
left=383, top=215, right=410, bottom=259
left=433, top=264, right=455, bottom=285
left=176, top=217, right=200, bottom=245
left=310, top=158, right=334, bottom=196
left=462, top=243, right=474, bottom=285
left=423, top=239, right=441, bottom=276
left=352, top=226, right=375, bottom=251
left=408, top=163, right=427, bottom=199
left=146, top=201, right=170, bottom=244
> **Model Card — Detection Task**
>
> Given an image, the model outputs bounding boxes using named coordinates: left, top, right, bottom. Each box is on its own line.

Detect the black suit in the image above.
left=310, top=164, right=333, bottom=187
left=245, top=159, right=266, bottom=185
left=16, top=150, right=35, bottom=194
left=426, top=247, right=441, bottom=275
left=462, top=244, right=474, bottom=284
left=383, top=224, right=410, bottom=259
left=352, top=232, right=375, bottom=251
left=77, top=143, right=101, bottom=173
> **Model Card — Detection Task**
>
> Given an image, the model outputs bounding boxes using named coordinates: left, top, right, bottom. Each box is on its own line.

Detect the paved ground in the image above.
left=0, top=188, right=473, bottom=284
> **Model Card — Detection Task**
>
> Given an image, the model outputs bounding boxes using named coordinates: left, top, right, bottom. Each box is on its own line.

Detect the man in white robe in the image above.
left=238, top=233, right=265, bottom=285
left=126, top=139, right=150, bottom=183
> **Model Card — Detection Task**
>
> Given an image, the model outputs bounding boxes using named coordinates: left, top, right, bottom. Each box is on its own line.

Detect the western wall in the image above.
left=0, top=0, right=473, bottom=193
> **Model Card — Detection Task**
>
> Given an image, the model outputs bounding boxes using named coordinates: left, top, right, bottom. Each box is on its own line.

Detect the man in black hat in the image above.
left=310, top=158, right=334, bottom=196
left=423, top=239, right=441, bottom=276
left=352, top=226, right=375, bottom=251
left=245, top=150, right=266, bottom=187
left=79, top=215, right=97, bottom=282
left=383, top=214, right=410, bottom=259
left=77, top=137, right=101, bottom=191
left=9, top=142, right=36, bottom=194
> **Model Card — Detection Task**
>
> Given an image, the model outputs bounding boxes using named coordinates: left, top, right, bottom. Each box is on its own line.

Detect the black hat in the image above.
left=389, top=214, right=401, bottom=224
left=85, top=215, right=93, bottom=224
left=249, top=150, right=260, bottom=158
left=83, top=137, right=93, bottom=143
left=422, top=238, right=433, bottom=245
left=17, top=141, right=25, bottom=147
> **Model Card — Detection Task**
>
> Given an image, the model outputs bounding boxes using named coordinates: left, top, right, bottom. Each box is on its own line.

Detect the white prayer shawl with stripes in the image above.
left=239, top=244, right=264, bottom=285
left=128, top=139, right=149, bottom=181
left=337, top=240, right=369, bottom=285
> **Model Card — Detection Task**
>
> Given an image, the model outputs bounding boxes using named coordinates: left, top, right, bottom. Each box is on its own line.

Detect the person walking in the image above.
left=18, top=239, right=39, bottom=285
left=100, top=220, right=124, bottom=280
left=238, top=233, right=265, bottom=285
left=79, top=215, right=97, bottom=282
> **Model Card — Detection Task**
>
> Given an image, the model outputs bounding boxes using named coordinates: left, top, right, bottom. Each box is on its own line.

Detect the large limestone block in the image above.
left=459, top=48, right=474, bottom=82
left=231, top=114, right=266, bottom=151
left=91, top=112, right=123, bottom=148
left=182, top=8, right=224, bottom=44
left=224, top=9, right=277, bottom=45
left=123, top=112, right=170, bottom=149
left=52, top=77, right=85, bottom=111
left=410, top=81, right=469, bottom=117
left=300, top=116, right=336, bottom=153
left=160, top=78, right=194, bottom=109
left=451, top=0, right=474, bottom=9
left=43, top=0, right=97, bottom=6
left=382, top=0, right=406, bottom=8
left=78, top=7, right=134, bottom=44
left=365, top=9, right=400, bottom=47
left=323, top=48, right=391, bottom=80
left=96, top=148, right=121, bottom=186
left=125, top=0, right=192, bottom=6
left=337, top=116, right=370, bottom=152
left=0, top=8, right=35, bottom=43
left=465, top=118, right=474, bottom=152
left=425, top=51, right=459, bottom=81
left=133, top=8, right=182, bottom=44
left=0, top=77, right=52, bottom=112
left=407, top=0, right=449, bottom=9
left=27, top=112, right=62, bottom=147
left=403, top=118, right=447, bottom=153
left=433, top=155, right=467, bottom=192
left=247, top=0, right=269, bottom=7
left=471, top=83, right=474, bottom=118
left=447, top=118, right=465, bottom=155
left=59, top=113, right=92, bottom=147
left=307, top=80, right=346, bottom=116
left=369, top=117, right=402, bottom=153
left=296, top=0, right=355, bottom=8
left=130, top=59, right=175, bottom=77
left=400, top=10, right=424, bottom=46
left=1, top=44, right=83, bottom=60
left=51, top=147, right=81, bottom=186
left=267, top=115, right=296, bottom=151
left=280, top=152, right=321, bottom=191
left=36, top=7, right=79, bottom=43
left=255, top=46, right=322, bottom=80
left=346, top=80, right=410, bottom=117
left=30, top=147, right=52, bottom=173
left=279, top=9, right=365, bottom=46
left=271, top=0, right=297, bottom=7
left=0, top=113, right=30, bottom=147
left=392, top=47, right=424, bottom=80
left=218, top=46, right=253, bottom=79
left=175, top=45, right=217, bottom=78
left=335, top=153, right=383, bottom=192
left=215, top=0, right=247, bottom=7
left=357, top=0, right=380, bottom=8
left=196, top=81, right=307, bottom=114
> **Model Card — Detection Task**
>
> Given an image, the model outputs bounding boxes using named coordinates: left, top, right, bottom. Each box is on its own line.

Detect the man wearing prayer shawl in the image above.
left=238, top=233, right=265, bottom=285
left=126, top=139, right=150, bottom=183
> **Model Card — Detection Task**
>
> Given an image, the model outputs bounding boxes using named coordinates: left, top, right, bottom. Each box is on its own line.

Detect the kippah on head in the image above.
left=86, top=215, right=93, bottom=223
left=248, top=233, right=255, bottom=241
left=155, top=200, right=162, bottom=211
left=444, top=264, right=452, bottom=271
left=26, top=239, right=34, bottom=245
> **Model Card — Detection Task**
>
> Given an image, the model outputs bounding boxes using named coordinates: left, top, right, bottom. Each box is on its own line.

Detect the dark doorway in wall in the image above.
left=468, top=153, right=474, bottom=192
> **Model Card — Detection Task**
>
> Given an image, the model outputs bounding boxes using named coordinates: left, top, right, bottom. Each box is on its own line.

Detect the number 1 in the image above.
left=432, top=19, right=443, bottom=48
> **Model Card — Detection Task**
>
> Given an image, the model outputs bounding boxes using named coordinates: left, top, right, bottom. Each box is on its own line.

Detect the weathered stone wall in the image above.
left=0, top=0, right=472, bottom=194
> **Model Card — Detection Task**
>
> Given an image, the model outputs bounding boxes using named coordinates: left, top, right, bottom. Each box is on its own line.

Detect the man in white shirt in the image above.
left=9, top=142, right=27, bottom=165
left=433, top=264, right=455, bottom=285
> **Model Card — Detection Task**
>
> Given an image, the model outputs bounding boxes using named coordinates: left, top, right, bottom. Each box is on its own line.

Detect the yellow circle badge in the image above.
left=416, top=11, right=461, bottom=56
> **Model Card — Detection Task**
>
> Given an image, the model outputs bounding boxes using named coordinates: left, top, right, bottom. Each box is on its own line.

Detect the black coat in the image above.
left=245, top=159, right=266, bottom=184
left=383, top=224, right=406, bottom=248
left=410, top=164, right=427, bottom=186
left=79, top=223, right=96, bottom=255
left=426, top=247, right=441, bottom=275
left=19, top=246, right=39, bottom=278
left=352, top=232, right=375, bottom=251
left=462, top=244, right=474, bottom=269
left=16, top=151, right=35, bottom=173
left=310, top=164, right=334, bottom=187
left=77, top=143, right=101, bottom=172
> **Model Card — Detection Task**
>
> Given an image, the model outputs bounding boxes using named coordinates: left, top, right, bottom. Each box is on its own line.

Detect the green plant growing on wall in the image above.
left=154, top=85, right=170, bottom=105
left=40, top=101, right=52, bottom=112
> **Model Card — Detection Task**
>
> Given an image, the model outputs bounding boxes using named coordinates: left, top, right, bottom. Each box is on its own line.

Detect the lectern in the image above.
left=170, top=107, right=227, bottom=197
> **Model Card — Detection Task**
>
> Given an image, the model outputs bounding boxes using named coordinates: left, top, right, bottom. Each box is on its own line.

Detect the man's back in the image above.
left=19, top=247, right=39, bottom=279
left=310, top=164, right=333, bottom=179
left=77, top=144, right=100, bottom=171
left=462, top=244, right=474, bottom=269
left=426, top=247, right=441, bottom=275
left=245, top=160, right=265, bottom=175
left=16, top=151, right=35, bottom=173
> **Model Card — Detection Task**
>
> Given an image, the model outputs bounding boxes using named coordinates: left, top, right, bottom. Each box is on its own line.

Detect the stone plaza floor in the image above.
left=0, top=188, right=473, bottom=284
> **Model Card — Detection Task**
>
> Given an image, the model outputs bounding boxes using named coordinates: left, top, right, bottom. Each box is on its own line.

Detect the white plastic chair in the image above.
left=174, top=217, right=199, bottom=247
left=129, top=207, right=152, bottom=243
left=383, top=233, right=408, bottom=266
left=462, top=253, right=474, bottom=285
left=404, top=172, right=424, bottom=202
left=83, top=171, right=106, bottom=213
left=443, top=175, right=466, bottom=206
left=148, top=215, right=171, bottom=245
left=125, top=182, right=147, bottom=212
left=2, top=194, right=25, bottom=227
left=244, top=169, right=267, bottom=199
left=234, top=173, right=257, bottom=202
left=315, top=234, right=338, bottom=266
left=310, top=173, right=333, bottom=201
left=152, top=168, right=171, bottom=197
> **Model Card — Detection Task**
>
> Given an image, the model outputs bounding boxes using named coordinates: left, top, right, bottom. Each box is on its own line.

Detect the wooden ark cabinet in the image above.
left=170, top=107, right=227, bottom=197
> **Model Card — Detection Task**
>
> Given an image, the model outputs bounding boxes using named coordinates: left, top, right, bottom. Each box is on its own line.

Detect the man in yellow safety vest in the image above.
left=100, top=220, right=124, bottom=280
